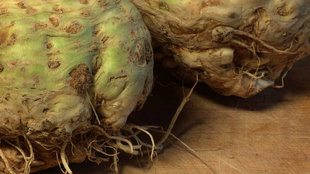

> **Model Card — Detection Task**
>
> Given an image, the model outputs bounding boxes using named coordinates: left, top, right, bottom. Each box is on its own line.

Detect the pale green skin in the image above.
left=0, top=0, right=152, bottom=171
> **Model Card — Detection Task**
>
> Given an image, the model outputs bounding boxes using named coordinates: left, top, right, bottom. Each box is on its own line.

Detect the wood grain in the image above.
left=39, top=57, right=310, bottom=174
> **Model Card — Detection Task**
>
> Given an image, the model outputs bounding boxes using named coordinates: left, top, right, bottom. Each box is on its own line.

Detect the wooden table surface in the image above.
left=41, top=57, right=310, bottom=174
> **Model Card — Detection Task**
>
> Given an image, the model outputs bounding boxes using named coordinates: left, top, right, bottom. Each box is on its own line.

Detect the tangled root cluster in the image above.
left=0, top=123, right=162, bottom=174
left=0, top=77, right=199, bottom=174
left=132, top=0, right=310, bottom=98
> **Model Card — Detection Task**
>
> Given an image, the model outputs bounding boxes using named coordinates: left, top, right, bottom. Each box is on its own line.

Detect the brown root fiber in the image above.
left=0, top=121, right=170, bottom=173
left=0, top=125, right=149, bottom=173
left=0, top=113, right=198, bottom=174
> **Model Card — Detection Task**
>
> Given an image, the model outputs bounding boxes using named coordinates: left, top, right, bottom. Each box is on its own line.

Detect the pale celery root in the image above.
left=132, top=0, right=310, bottom=98
left=0, top=0, right=153, bottom=173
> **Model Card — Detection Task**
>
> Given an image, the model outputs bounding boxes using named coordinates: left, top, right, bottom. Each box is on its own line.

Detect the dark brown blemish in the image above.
left=43, top=108, right=49, bottom=113
left=201, top=1, right=208, bottom=9
left=158, top=2, right=169, bottom=10
left=48, top=60, right=61, bottom=69
left=0, top=28, right=8, bottom=45
left=33, top=76, right=40, bottom=84
left=101, top=36, right=109, bottom=43
left=80, top=0, right=89, bottom=4
left=0, top=8, right=7, bottom=15
left=109, top=75, right=128, bottom=81
left=49, top=17, right=60, bottom=27
left=98, top=1, right=108, bottom=8
left=131, top=31, right=136, bottom=37
left=7, top=33, right=16, bottom=46
left=20, top=67, right=26, bottom=72
left=134, top=52, right=140, bottom=61
left=0, top=64, right=4, bottom=72
left=144, top=40, right=153, bottom=64
left=80, top=10, right=91, bottom=17
left=89, top=44, right=98, bottom=52
left=46, top=42, right=53, bottom=49
left=33, top=97, right=41, bottom=102
left=53, top=5, right=64, bottom=14
left=65, top=22, right=84, bottom=34
left=92, top=30, right=99, bottom=36
left=69, top=64, right=93, bottom=94
left=92, top=56, right=101, bottom=74
left=11, top=60, right=18, bottom=66
left=132, top=43, right=150, bottom=66
left=4, top=95, right=9, bottom=101
left=229, top=12, right=238, bottom=19
left=276, top=3, right=296, bottom=16
left=17, top=2, right=26, bottom=9
left=42, top=120, right=56, bottom=131
left=26, top=7, right=37, bottom=14
left=47, top=50, right=60, bottom=57
left=133, top=43, right=143, bottom=63
left=35, top=23, right=48, bottom=31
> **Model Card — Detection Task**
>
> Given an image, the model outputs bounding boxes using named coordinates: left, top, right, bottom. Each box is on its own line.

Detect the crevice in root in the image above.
left=86, top=92, right=101, bottom=125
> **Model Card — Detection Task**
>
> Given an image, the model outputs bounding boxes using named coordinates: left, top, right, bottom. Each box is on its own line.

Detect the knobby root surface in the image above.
left=0, top=75, right=213, bottom=174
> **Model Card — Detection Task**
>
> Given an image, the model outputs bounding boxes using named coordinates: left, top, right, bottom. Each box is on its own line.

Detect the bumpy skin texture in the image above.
left=132, top=0, right=310, bottom=97
left=0, top=0, right=152, bottom=172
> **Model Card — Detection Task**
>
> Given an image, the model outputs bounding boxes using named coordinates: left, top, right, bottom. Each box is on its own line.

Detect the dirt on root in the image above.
left=69, top=64, right=93, bottom=94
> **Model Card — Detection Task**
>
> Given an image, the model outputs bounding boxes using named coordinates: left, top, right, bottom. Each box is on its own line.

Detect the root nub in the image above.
left=69, top=64, right=93, bottom=94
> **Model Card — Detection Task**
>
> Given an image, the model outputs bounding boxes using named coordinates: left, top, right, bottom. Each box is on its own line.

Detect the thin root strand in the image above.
left=60, top=140, right=72, bottom=174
